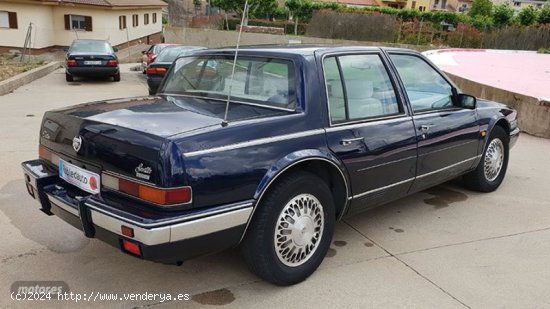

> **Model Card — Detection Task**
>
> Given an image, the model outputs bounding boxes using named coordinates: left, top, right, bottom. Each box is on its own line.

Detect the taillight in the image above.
left=38, top=145, right=60, bottom=166
left=146, top=67, right=167, bottom=75
left=102, top=173, right=192, bottom=205
left=66, top=60, right=77, bottom=67
left=107, top=60, right=118, bottom=67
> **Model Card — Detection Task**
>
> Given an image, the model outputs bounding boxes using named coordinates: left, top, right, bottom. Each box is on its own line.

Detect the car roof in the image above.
left=202, top=44, right=415, bottom=56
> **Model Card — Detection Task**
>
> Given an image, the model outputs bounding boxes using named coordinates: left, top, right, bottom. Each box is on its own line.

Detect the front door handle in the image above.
left=340, top=137, right=364, bottom=146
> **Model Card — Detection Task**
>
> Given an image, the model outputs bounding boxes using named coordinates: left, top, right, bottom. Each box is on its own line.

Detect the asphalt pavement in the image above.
left=1, top=65, right=549, bottom=308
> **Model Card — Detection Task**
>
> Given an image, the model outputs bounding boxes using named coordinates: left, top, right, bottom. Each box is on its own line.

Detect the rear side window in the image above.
left=324, top=54, right=400, bottom=124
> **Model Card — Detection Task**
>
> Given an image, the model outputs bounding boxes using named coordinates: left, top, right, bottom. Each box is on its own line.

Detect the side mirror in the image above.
left=113, top=47, right=119, bottom=52
left=458, top=93, right=476, bottom=109
left=63, top=48, right=69, bottom=52
left=141, top=51, right=146, bottom=54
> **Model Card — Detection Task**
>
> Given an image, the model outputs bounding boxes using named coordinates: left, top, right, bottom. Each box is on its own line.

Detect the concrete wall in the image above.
left=0, top=3, right=162, bottom=49
left=164, top=27, right=428, bottom=51
left=446, top=72, right=550, bottom=139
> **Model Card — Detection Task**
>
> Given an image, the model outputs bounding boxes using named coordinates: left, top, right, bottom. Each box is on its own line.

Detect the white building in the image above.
left=0, top=0, right=166, bottom=54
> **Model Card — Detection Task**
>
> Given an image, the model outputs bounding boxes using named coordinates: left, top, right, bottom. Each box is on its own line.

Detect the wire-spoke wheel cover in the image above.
left=274, top=193, right=324, bottom=267
left=484, top=138, right=505, bottom=182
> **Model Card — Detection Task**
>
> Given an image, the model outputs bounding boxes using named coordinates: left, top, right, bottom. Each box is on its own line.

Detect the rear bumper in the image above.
left=22, top=159, right=252, bottom=263
left=67, top=67, right=119, bottom=77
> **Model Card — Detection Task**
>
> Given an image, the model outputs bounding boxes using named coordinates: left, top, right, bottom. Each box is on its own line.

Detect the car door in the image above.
left=322, top=52, right=418, bottom=216
left=387, top=52, right=481, bottom=193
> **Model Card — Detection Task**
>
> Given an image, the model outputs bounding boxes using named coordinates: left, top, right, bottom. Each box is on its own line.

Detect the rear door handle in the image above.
left=340, top=137, right=364, bottom=146
left=419, top=124, right=436, bottom=132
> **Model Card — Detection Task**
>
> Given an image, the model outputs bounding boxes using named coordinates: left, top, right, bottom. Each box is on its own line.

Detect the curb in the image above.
left=0, top=61, right=62, bottom=96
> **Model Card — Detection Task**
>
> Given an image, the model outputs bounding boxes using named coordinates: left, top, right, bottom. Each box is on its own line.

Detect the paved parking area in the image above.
left=1, top=65, right=550, bottom=308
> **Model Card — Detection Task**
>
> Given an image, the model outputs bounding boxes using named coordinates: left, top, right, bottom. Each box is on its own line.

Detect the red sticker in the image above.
left=90, top=176, right=98, bottom=191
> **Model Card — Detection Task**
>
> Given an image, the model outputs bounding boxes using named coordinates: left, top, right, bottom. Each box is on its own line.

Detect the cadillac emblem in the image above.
left=72, top=136, right=82, bottom=152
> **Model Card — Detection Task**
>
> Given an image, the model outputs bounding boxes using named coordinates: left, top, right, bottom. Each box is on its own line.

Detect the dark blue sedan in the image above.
left=22, top=46, right=519, bottom=285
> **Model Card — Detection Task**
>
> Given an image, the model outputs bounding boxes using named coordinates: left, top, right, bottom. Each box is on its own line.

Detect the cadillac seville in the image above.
left=22, top=46, right=519, bottom=285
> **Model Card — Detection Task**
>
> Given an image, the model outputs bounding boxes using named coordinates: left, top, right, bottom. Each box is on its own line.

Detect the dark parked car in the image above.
left=146, top=46, right=206, bottom=95
left=65, top=39, right=120, bottom=82
left=22, top=46, right=519, bottom=286
left=141, top=43, right=176, bottom=73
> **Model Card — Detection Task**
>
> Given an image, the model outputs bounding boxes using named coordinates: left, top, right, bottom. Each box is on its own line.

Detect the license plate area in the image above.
left=84, top=60, right=102, bottom=65
left=59, top=159, right=100, bottom=194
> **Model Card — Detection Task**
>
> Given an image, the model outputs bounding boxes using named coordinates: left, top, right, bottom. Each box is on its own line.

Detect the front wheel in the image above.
left=463, top=126, right=509, bottom=192
left=241, top=172, right=335, bottom=286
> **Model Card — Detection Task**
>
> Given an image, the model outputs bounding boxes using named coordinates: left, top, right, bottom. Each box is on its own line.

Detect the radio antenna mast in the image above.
left=221, top=0, right=249, bottom=127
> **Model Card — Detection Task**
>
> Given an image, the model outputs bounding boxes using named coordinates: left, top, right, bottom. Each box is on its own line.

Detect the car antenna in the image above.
left=221, top=0, right=249, bottom=127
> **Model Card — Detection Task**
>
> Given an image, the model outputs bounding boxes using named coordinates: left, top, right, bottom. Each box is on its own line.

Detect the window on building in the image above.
left=144, top=13, right=149, bottom=25
left=513, top=1, right=520, bottom=6
left=433, top=0, right=440, bottom=8
left=132, top=14, right=138, bottom=27
left=412, top=1, right=416, bottom=9
left=119, top=15, right=127, bottom=29
left=153, top=13, right=157, bottom=24
left=64, top=14, right=92, bottom=31
left=0, top=11, right=17, bottom=29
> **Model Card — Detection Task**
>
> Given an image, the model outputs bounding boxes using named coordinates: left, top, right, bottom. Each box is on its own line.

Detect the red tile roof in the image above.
left=32, top=0, right=167, bottom=7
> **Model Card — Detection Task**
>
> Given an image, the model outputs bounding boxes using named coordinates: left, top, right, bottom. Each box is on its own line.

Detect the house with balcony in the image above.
left=0, top=0, right=166, bottom=54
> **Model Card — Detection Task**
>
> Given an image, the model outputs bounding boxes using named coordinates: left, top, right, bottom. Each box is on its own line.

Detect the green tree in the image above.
left=492, top=3, right=514, bottom=27
left=538, top=3, right=550, bottom=24
left=211, top=0, right=277, bottom=19
left=517, top=5, right=539, bottom=26
left=285, top=0, right=313, bottom=35
left=468, top=0, right=493, bottom=18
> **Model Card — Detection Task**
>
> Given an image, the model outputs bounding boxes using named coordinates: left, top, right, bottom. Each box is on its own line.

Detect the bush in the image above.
left=517, top=5, right=539, bottom=26
left=493, top=3, right=514, bottom=27
left=538, top=4, right=550, bottom=24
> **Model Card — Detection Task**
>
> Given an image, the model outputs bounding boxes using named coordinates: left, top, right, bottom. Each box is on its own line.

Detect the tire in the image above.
left=241, top=171, right=335, bottom=286
left=148, top=89, right=155, bottom=95
left=113, top=73, right=121, bottom=82
left=65, top=73, right=73, bottom=82
left=463, top=126, right=509, bottom=192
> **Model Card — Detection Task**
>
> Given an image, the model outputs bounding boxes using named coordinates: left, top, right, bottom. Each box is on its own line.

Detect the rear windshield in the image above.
left=69, top=41, right=112, bottom=53
left=159, top=56, right=296, bottom=109
left=156, top=47, right=204, bottom=62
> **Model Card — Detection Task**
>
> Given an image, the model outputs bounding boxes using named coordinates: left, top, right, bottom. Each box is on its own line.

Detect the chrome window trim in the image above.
left=325, top=115, right=413, bottom=132
left=239, top=157, right=350, bottom=243
left=162, top=93, right=296, bottom=112
left=183, top=129, right=325, bottom=157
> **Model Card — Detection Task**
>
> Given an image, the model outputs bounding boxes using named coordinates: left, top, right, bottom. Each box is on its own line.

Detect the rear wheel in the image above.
left=65, top=73, right=73, bottom=82
left=463, top=126, right=509, bottom=192
left=241, top=172, right=335, bottom=286
left=113, top=73, right=121, bottom=82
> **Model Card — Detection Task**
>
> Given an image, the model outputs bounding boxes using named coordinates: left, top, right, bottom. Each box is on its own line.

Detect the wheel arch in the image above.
left=240, top=151, right=351, bottom=242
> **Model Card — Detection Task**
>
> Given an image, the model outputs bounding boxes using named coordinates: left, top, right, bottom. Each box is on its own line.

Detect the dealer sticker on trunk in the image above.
left=59, top=159, right=100, bottom=194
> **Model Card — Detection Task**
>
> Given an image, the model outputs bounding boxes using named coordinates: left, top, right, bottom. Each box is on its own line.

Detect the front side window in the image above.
left=390, top=54, right=454, bottom=112
left=160, top=56, right=296, bottom=109
left=324, top=54, right=400, bottom=124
